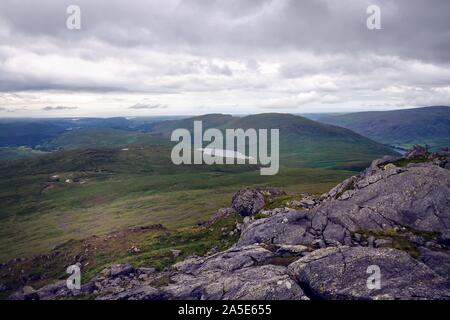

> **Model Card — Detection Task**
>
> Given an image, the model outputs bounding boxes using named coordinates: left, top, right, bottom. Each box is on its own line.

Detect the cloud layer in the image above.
left=129, top=103, right=168, bottom=110
left=42, top=106, right=78, bottom=111
left=0, top=0, right=449, bottom=116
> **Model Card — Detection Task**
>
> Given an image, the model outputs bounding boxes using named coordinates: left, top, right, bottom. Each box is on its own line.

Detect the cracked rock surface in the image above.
left=239, top=159, right=450, bottom=248
left=91, top=245, right=307, bottom=300
left=162, top=245, right=307, bottom=300
left=288, top=246, right=450, bottom=300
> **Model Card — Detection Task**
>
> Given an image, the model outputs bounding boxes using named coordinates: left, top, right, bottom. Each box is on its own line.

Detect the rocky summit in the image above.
left=11, top=148, right=450, bottom=300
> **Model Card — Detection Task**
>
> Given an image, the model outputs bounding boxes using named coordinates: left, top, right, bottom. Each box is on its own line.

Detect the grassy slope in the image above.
left=0, top=169, right=350, bottom=298
left=0, top=145, right=352, bottom=261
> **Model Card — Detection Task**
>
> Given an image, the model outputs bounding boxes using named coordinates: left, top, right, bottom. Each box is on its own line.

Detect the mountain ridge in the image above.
left=148, top=112, right=398, bottom=169
left=311, top=106, right=450, bottom=150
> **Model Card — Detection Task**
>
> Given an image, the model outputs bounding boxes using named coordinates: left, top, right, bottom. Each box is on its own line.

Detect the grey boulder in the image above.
left=418, top=247, right=450, bottom=281
left=311, top=162, right=450, bottom=246
left=231, top=188, right=286, bottom=216
left=288, top=246, right=450, bottom=300
left=237, top=210, right=315, bottom=247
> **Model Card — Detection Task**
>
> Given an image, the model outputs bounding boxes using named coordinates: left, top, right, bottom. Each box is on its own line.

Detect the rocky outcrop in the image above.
left=313, top=162, right=449, bottom=251
left=238, top=209, right=315, bottom=247
left=11, top=147, right=450, bottom=300
left=288, top=246, right=450, bottom=300
left=238, top=154, right=450, bottom=249
left=418, top=247, right=450, bottom=281
left=207, top=207, right=237, bottom=225
left=78, top=245, right=307, bottom=300
left=161, top=245, right=306, bottom=300
left=430, top=147, right=450, bottom=169
left=231, top=188, right=286, bottom=216
left=405, top=144, right=428, bottom=159
left=11, top=280, right=79, bottom=300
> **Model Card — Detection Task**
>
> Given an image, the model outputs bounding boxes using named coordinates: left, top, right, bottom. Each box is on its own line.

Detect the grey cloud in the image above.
left=129, top=103, right=168, bottom=110
left=42, top=106, right=78, bottom=111
left=0, top=106, right=29, bottom=113
left=1, top=0, right=449, bottom=62
left=0, top=0, right=449, bottom=115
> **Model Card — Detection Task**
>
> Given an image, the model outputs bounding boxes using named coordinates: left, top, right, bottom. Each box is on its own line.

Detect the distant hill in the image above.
left=148, top=113, right=397, bottom=170
left=0, top=113, right=398, bottom=170
left=41, top=128, right=168, bottom=151
left=0, top=147, right=48, bottom=161
left=0, top=121, right=68, bottom=147
left=147, top=114, right=236, bottom=137
left=311, top=106, right=450, bottom=150
left=0, top=117, right=182, bottom=148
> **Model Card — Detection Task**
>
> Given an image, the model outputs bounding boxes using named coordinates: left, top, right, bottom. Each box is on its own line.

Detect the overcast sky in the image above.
left=0, top=0, right=449, bottom=117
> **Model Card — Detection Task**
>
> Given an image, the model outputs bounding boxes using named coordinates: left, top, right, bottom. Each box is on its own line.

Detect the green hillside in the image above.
left=0, top=145, right=352, bottom=262
left=314, top=106, right=450, bottom=150
left=150, top=113, right=398, bottom=170
left=0, top=147, right=48, bottom=161
left=41, top=128, right=168, bottom=151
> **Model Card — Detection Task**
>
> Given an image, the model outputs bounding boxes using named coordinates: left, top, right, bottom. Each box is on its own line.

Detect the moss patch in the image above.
left=391, top=156, right=429, bottom=167
left=253, top=213, right=271, bottom=220
left=149, top=274, right=173, bottom=288
left=263, top=194, right=304, bottom=210
left=356, top=227, right=441, bottom=259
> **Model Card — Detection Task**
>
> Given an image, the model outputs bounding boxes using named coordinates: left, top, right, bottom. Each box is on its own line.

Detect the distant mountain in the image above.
left=148, top=113, right=397, bottom=170
left=0, top=121, right=68, bottom=148
left=0, top=118, right=134, bottom=148
left=311, top=106, right=450, bottom=150
left=0, top=117, right=183, bottom=148
left=41, top=128, right=168, bottom=151
left=148, top=114, right=236, bottom=137
left=0, top=113, right=398, bottom=170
